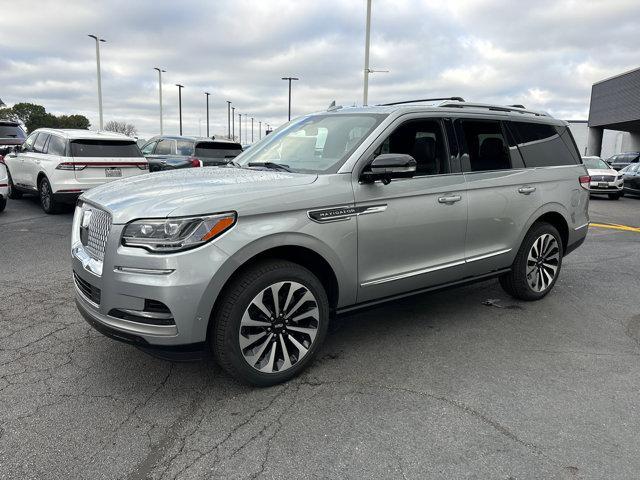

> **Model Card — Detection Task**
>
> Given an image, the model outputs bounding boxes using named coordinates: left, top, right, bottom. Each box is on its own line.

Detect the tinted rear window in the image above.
left=0, top=125, right=25, bottom=139
left=70, top=140, right=141, bottom=158
left=508, top=122, right=579, bottom=167
left=195, top=142, right=243, bottom=159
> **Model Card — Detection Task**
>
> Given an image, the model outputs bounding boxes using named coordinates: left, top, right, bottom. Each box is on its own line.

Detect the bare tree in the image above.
left=104, top=120, right=138, bottom=137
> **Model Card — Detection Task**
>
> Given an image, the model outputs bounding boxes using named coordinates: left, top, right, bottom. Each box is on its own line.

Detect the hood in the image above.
left=587, top=168, right=618, bottom=176
left=81, top=166, right=318, bottom=223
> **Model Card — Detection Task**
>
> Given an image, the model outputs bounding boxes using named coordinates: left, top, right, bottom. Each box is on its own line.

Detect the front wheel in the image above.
left=212, top=260, right=329, bottom=386
left=500, top=223, right=563, bottom=301
left=39, top=177, right=60, bottom=214
left=0, top=196, right=5, bottom=212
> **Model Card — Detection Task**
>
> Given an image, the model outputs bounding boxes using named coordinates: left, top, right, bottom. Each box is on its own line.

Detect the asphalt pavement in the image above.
left=1, top=193, right=639, bottom=479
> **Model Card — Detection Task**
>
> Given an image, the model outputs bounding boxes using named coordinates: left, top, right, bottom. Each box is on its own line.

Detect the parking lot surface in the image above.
left=1, top=194, right=639, bottom=479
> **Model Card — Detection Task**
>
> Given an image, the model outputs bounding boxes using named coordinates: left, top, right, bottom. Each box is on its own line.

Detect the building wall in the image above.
left=567, top=121, right=628, bottom=159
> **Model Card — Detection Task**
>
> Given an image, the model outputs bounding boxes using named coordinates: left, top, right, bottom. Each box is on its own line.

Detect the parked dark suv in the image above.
left=140, top=136, right=243, bottom=172
left=606, top=152, right=640, bottom=171
left=0, top=120, right=26, bottom=158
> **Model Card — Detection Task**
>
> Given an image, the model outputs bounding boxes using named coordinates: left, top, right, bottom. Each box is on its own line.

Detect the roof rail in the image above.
left=379, top=97, right=465, bottom=106
left=438, top=102, right=550, bottom=117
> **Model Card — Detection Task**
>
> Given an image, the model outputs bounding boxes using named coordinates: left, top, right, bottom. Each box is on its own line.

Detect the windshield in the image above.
left=583, top=157, right=609, bottom=170
left=237, top=113, right=386, bottom=173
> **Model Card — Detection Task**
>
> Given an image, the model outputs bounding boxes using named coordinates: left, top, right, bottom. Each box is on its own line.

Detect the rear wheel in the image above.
left=500, top=222, right=563, bottom=301
left=39, top=177, right=60, bottom=214
left=608, top=192, right=621, bottom=200
left=7, top=170, right=22, bottom=199
left=0, top=196, right=5, bottom=212
left=212, top=260, right=329, bottom=386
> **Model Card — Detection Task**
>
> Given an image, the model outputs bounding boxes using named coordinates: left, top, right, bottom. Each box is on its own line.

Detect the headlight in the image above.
left=122, top=212, right=236, bottom=253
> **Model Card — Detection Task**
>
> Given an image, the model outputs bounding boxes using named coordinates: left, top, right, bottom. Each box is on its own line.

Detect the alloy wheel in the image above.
left=40, top=180, right=51, bottom=210
left=238, top=281, right=319, bottom=374
left=526, top=233, right=560, bottom=292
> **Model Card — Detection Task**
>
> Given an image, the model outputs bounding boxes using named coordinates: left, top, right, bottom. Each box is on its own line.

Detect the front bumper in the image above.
left=71, top=206, right=232, bottom=347
left=588, top=180, right=623, bottom=194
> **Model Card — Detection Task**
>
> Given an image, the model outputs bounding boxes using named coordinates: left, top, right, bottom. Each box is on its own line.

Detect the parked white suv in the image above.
left=582, top=156, right=623, bottom=200
left=4, top=129, right=148, bottom=213
left=0, top=161, right=8, bottom=212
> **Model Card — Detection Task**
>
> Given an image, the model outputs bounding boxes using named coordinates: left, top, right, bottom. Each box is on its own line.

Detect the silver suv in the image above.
left=72, top=99, right=589, bottom=386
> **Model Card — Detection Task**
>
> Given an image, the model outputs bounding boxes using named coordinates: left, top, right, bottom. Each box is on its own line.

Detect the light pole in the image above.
left=281, top=77, right=299, bottom=121
left=251, top=117, right=254, bottom=143
left=244, top=115, right=248, bottom=142
left=154, top=67, right=165, bottom=135
left=363, top=0, right=372, bottom=106
left=258, top=121, right=262, bottom=139
left=231, top=107, right=235, bottom=140
left=176, top=84, right=184, bottom=135
left=226, top=101, right=231, bottom=139
left=88, top=34, right=106, bottom=130
left=204, top=92, right=210, bottom=137
left=238, top=113, right=242, bottom=143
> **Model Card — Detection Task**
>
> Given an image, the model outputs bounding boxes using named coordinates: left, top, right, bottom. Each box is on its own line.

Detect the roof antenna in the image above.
left=327, top=101, right=342, bottom=112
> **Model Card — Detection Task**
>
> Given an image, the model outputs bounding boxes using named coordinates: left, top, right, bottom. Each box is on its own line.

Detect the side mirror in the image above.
left=361, top=153, right=417, bottom=184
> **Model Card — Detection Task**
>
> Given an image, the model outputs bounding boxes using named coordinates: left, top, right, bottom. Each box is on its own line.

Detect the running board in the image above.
left=335, top=268, right=511, bottom=316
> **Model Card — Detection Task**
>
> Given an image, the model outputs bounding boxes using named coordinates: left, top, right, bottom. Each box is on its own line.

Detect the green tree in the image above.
left=9, top=103, right=47, bottom=132
left=57, top=114, right=91, bottom=129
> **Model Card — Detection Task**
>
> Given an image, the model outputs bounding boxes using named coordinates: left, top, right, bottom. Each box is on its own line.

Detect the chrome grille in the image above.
left=84, top=208, right=112, bottom=261
left=591, top=175, right=615, bottom=182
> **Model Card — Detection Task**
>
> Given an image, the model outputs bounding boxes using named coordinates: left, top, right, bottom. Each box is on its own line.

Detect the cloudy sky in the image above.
left=1, top=0, right=638, bottom=139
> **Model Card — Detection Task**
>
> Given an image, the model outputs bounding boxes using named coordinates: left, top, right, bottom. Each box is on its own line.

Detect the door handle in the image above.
left=438, top=195, right=462, bottom=204
left=518, top=186, right=536, bottom=195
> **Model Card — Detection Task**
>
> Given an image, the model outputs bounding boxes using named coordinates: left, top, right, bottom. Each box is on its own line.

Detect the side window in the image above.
left=459, top=120, right=511, bottom=172
left=33, top=133, right=50, bottom=153
left=374, top=119, right=448, bottom=176
left=47, top=135, right=66, bottom=156
left=141, top=141, right=157, bottom=155
left=24, top=133, right=39, bottom=151
left=176, top=140, right=194, bottom=156
left=154, top=139, right=174, bottom=155
left=509, top=121, right=578, bottom=167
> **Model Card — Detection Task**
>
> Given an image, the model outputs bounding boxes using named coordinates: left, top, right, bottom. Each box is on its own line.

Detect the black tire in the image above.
left=608, top=193, right=621, bottom=200
left=39, top=176, right=60, bottom=214
left=0, top=196, right=5, bottom=212
left=7, top=170, right=22, bottom=199
left=211, top=260, right=329, bottom=386
left=499, top=222, right=563, bottom=301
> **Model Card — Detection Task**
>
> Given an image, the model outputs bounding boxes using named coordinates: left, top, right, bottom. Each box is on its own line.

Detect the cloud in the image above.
left=0, top=0, right=638, bottom=138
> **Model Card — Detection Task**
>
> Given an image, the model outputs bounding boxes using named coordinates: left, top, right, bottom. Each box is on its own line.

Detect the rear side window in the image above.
left=195, top=142, right=243, bottom=159
left=509, top=122, right=579, bottom=167
left=47, top=135, right=66, bottom=156
left=459, top=120, right=511, bottom=172
left=176, top=140, right=194, bottom=156
left=33, top=133, right=49, bottom=153
left=0, top=124, right=26, bottom=139
left=70, top=140, right=141, bottom=158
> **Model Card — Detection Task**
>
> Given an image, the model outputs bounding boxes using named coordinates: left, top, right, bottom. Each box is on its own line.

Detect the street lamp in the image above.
left=88, top=34, right=106, bottom=130
left=176, top=84, right=184, bottom=135
left=204, top=92, right=210, bottom=137
left=231, top=107, right=235, bottom=140
left=281, top=76, right=299, bottom=121
left=226, top=101, right=232, bottom=139
left=361, top=0, right=388, bottom=106
left=153, top=68, right=165, bottom=135
left=251, top=117, right=254, bottom=143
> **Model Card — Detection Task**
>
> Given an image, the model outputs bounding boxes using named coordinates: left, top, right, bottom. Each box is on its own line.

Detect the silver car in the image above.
left=72, top=99, right=589, bottom=385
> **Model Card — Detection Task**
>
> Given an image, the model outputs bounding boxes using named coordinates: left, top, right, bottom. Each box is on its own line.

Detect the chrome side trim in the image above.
left=114, top=266, right=174, bottom=275
left=307, top=204, right=387, bottom=223
left=574, top=223, right=589, bottom=231
left=361, top=259, right=466, bottom=287
left=466, top=248, right=512, bottom=263
left=361, top=249, right=511, bottom=287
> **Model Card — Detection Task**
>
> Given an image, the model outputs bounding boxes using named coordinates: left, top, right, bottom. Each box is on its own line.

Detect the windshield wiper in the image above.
left=224, top=159, right=242, bottom=168
left=247, top=161, right=292, bottom=172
